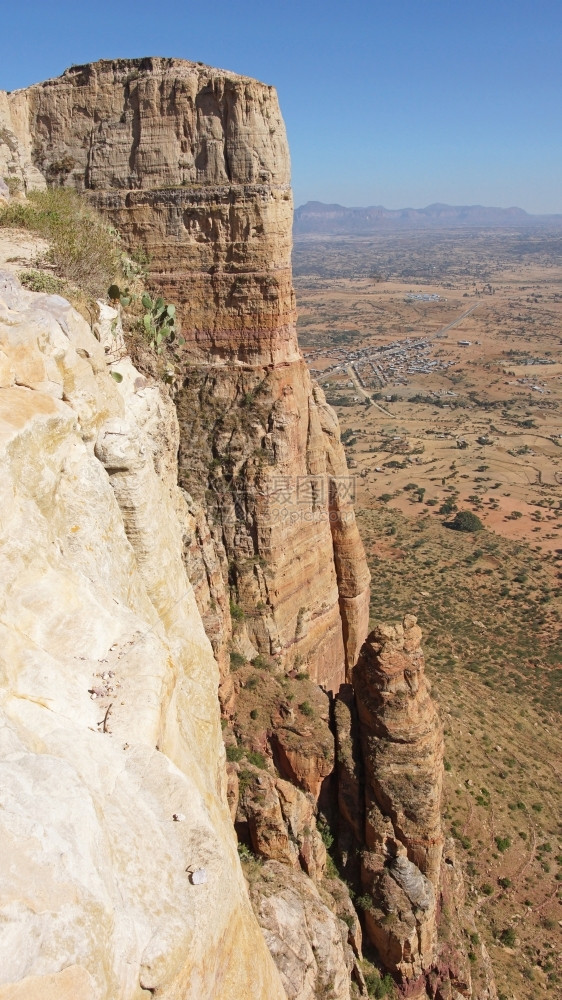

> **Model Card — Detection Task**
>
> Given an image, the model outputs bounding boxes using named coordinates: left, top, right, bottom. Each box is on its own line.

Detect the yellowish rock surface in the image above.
left=0, top=271, right=285, bottom=1000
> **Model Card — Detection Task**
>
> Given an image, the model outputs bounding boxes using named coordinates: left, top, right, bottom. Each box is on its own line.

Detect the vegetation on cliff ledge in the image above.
left=0, top=188, right=119, bottom=295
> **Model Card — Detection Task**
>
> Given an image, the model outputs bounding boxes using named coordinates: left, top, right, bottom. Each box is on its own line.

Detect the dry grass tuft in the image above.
left=0, top=188, right=120, bottom=296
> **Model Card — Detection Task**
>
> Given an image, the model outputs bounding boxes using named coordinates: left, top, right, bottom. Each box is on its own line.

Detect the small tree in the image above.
left=449, top=510, right=483, bottom=533
left=500, top=927, right=516, bottom=947
left=439, top=500, right=457, bottom=515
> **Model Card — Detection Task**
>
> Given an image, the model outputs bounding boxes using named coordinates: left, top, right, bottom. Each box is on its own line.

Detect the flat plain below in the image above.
left=295, top=227, right=562, bottom=1000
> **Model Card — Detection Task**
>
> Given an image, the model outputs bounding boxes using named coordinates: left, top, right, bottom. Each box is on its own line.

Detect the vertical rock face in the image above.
left=0, top=58, right=481, bottom=1000
left=0, top=90, right=46, bottom=193
left=354, top=616, right=444, bottom=887
left=337, top=617, right=475, bottom=998
left=3, top=57, right=370, bottom=692
left=354, top=616, right=443, bottom=992
left=24, top=57, right=297, bottom=366
left=249, top=862, right=360, bottom=1000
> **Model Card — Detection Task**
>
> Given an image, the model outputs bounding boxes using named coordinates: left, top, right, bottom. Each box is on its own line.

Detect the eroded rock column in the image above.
left=339, top=616, right=445, bottom=991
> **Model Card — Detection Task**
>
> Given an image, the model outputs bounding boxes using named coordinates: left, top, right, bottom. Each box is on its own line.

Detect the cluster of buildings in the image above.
left=307, top=337, right=456, bottom=390
left=404, top=292, right=443, bottom=302
left=518, top=378, right=551, bottom=394
left=509, top=356, right=555, bottom=366
left=503, top=376, right=552, bottom=394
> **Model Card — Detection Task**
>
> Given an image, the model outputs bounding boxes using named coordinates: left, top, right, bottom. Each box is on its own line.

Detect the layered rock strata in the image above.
left=231, top=761, right=338, bottom=881
left=0, top=57, right=484, bottom=1000
left=0, top=57, right=370, bottom=693
left=354, top=616, right=444, bottom=891
left=336, top=617, right=475, bottom=998
left=0, top=271, right=285, bottom=999
left=228, top=763, right=364, bottom=1000
left=356, top=617, right=443, bottom=989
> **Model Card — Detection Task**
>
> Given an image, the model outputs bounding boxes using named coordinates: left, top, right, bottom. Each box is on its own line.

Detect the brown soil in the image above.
left=295, top=228, right=562, bottom=1000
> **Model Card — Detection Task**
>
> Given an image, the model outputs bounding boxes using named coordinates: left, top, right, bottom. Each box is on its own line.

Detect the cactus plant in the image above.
left=107, top=284, right=131, bottom=308
left=140, top=294, right=181, bottom=353
left=107, top=285, right=182, bottom=354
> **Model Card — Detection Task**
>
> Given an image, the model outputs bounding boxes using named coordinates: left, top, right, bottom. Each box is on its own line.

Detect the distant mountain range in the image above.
left=294, top=200, right=562, bottom=234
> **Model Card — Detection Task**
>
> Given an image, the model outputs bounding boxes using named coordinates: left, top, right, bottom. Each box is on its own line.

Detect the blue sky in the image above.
left=2, top=0, right=560, bottom=212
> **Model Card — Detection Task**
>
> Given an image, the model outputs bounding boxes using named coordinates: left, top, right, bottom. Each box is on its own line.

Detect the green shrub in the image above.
left=317, top=817, right=334, bottom=850
left=495, top=836, right=511, bottom=853
left=121, top=245, right=149, bottom=279
left=500, top=927, right=516, bottom=947
left=107, top=282, right=132, bottom=308
left=237, top=768, right=254, bottom=793
left=237, top=842, right=254, bottom=861
left=18, top=269, right=67, bottom=295
left=230, top=600, right=245, bottom=622
left=364, top=968, right=395, bottom=998
left=251, top=655, right=270, bottom=670
left=246, top=750, right=267, bottom=769
left=230, top=651, right=246, bottom=670
left=299, top=700, right=314, bottom=717
left=325, top=855, right=338, bottom=878
left=481, top=883, right=493, bottom=896
left=355, top=893, right=373, bottom=913
left=455, top=833, right=471, bottom=850
left=226, top=745, right=266, bottom=769
left=140, top=291, right=182, bottom=353
left=449, top=510, right=483, bottom=533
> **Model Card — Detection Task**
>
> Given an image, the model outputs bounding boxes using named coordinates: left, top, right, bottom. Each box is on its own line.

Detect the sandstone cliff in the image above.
left=0, top=57, right=372, bottom=1000
left=0, top=57, right=370, bottom=698
left=336, top=618, right=478, bottom=999
left=0, top=57, right=487, bottom=1000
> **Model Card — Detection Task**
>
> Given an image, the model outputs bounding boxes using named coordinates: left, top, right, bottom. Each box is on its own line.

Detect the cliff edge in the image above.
left=0, top=57, right=489, bottom=1000
left=0, top=57, right=370, bottom=698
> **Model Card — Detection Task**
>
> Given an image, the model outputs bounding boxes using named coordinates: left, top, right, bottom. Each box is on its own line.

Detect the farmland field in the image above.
left=295, top=227, right=562, bottom=1000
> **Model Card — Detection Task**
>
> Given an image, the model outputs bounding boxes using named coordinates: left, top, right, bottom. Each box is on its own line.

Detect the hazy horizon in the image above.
left=295, top=198, right=561, bottom=216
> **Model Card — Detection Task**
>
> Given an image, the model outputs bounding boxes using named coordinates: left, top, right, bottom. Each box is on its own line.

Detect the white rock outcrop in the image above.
left=0, top=271, right=286, bottom=1000
left=250, top=862, right=356, bottom=1000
